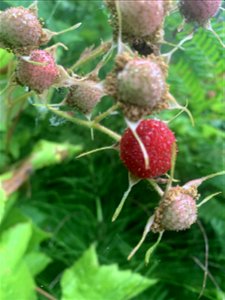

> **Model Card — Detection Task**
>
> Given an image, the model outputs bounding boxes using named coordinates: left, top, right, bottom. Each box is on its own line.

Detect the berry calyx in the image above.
left=106, top=53, right=169, bottom=121
left=120, top=119, right=176, bottom=179
left=16, top=50, right=59, bottom=93
left=0, top=7, right=42, bottom=54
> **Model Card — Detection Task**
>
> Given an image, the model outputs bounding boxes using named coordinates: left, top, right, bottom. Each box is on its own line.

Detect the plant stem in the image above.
left=13, top=91, right=35, bottom=105
left=147, top=179, right=164, bottom=197
left=35, top=287, right=57, bottom=300
left=94, top=103, right=120, bottom=123
left=70, top=41, right=112, bottom=71
left=76, top=145, right=116, bottom=159
left=93, top=122, right=121, bottom=142
left=48, top=106, right=121, bottom=142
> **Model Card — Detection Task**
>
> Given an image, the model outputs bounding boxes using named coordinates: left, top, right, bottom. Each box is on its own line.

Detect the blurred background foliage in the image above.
left=0, top=1, right=225, bottom=300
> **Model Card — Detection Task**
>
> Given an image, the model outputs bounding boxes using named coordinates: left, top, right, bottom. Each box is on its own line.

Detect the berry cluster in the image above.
left=1, top=0, right=224, bottom=262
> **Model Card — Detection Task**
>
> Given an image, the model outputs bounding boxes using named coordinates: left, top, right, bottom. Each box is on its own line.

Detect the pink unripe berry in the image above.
left=118, top=0, right=166, bottom=38
left=0, top=7, right=42, bottom=53
left=152, top=186, right=198, bottom=232
left=118, top=58, right=166, bottom=108
left=120, top=119, right=176, bottom=179
left=16, top=50, right=59, bottom=93
left=65, top=80, right=105, bottom=115
left=161, top=191, right=197, bottom=231
left=179, top=0, right=222, bottom=25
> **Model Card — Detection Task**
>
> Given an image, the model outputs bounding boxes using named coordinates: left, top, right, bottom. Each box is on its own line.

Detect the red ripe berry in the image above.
left=179, top=0, right=222, bottom=25
left=120, top=119, right=176, bottom=178
left=16, top=50, right=59, bottom=93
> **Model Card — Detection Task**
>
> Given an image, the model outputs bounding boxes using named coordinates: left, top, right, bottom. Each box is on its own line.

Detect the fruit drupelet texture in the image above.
left=0, top=7, right=42, bottom=52
left=152, top=186, right=198, bottom=232
left=120, top=119, right=176, bottom=178
left=16, top=50, right=59, bottom=93
left=66, top=80, right=104, bottom=115
left=160, top=189, right=197, bottom=231
left=118, top=58, right=166, bottom=108
left=118, top=0, right=165, bottom=38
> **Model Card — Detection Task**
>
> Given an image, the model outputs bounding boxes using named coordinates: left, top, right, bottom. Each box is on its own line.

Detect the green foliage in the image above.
left=61, top=245, right=156, bottom=300
left=0, top=1, right=224, bottom=300
left=0, top=211, right=51, bottom=300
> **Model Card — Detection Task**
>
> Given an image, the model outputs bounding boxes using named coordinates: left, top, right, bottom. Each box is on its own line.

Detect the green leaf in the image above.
left=0, top=223, right=36, bottom=300
left=0, top=49, right=14, bottom=68
left=216, top=290, right=225, bottom=300
left=0, top=259, right=36, bottom=300
left=0, top=222, right=32, bottom=269
left=61, top=245, right=156, bottom=300
left=30, top=140, right=82, bottom=170
left=25, top=251, right=52, bottom=276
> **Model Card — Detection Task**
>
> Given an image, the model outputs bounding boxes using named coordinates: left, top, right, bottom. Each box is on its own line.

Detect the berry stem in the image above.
left=197, top=192, right=221, bottom=208
left=70, top=41, right=112, bottom=71
left=53, top=22, right=82, bottom=36
left=183, top=170, right=225, bottom=189
left=35, top=287, right=56, bottom=300
left=167, top=93, right=195, bottom=126
left=197, top=220, right=209, bottom=299
left=93, top=122, right=121, bottom=142
left=48, top=106, right=121, bottom=142
left=205, top=22, right=225, bottom=48
left=127, top=215, right=155, bottom=260
left=0, top=74, right=16, bottom=96
left=94, top=103, right=120, bottom=123
left=145, top=231, right=164, bottom=265
left=166, top=142, right=177, bottom=191
left=96, top=196, right=103, bottom=223
left=162, top=31, right=194, bottom=62
left=76, top=145, right=116, bottom=159
left=147, top=180, right=164, bottom=196
left=191, top=257, right=222, bottom=292
left=112, top=173, right=140, bottom=222
left=13, top=91, right=35, bottom=105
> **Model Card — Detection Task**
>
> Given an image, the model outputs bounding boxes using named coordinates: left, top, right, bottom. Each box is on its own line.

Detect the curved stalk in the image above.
left=48, top=106, right=121, bottom=142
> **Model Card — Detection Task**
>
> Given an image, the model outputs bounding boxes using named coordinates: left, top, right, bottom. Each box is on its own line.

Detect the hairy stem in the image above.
left=48, top=106, right=121, bottom=142
left=70, top=41, right=112, bottom=71
left=94, top=103, right=120, bottom=123
left=147, top=179, right=164, bottom=197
